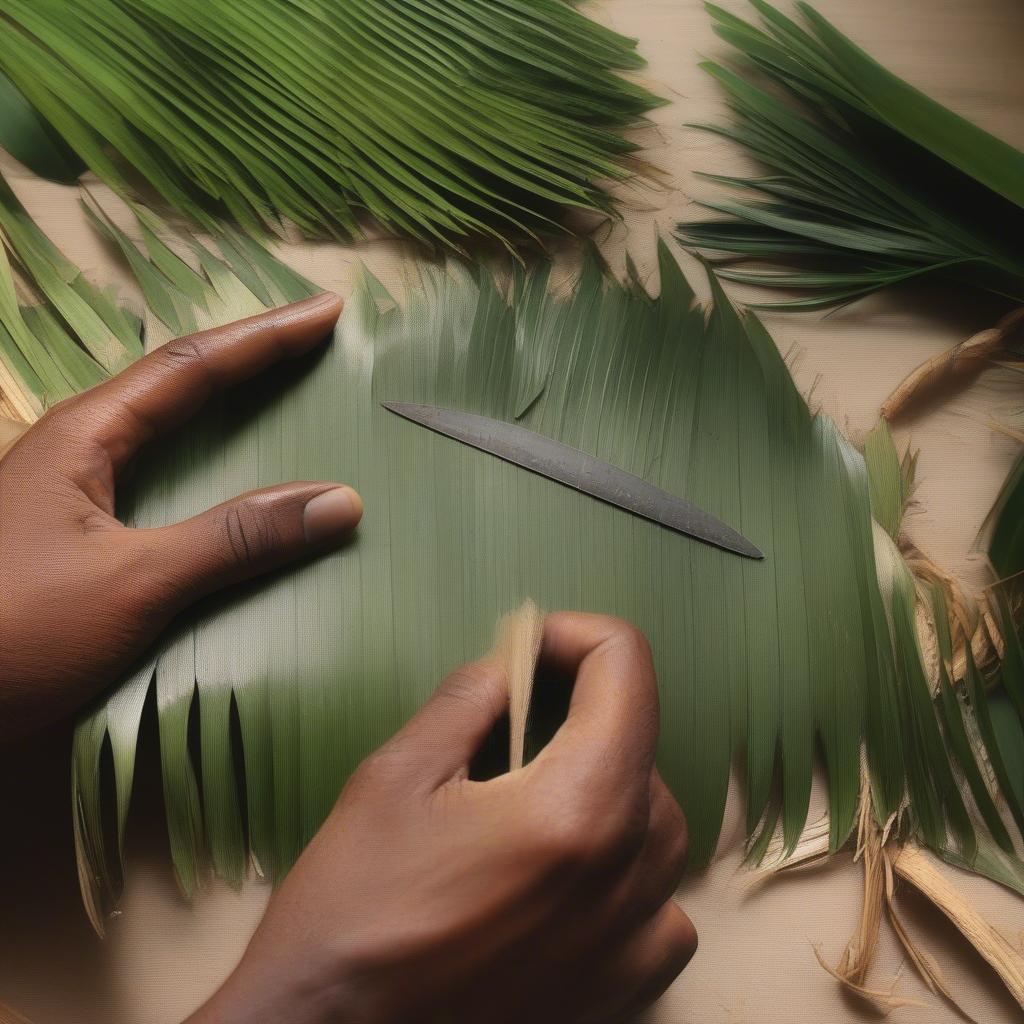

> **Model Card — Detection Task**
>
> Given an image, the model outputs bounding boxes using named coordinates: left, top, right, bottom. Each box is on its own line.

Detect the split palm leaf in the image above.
left=791, top=425, right=1024, bottom=1011
left=0, top=0, right=662, bottom=251
left=0, top=176, right=141, bottom=421
left=78, top=232, right=893, bottom=908
left=866, top=425, right=1024, bottom=880
left=678, top=1, right=1024, bottom=312
left=1, top=184, right=1021, bottom=966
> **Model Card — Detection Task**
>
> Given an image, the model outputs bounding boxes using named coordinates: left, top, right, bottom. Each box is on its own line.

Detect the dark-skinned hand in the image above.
left=0, top=292, right=360, bottom=739
left=188, top=612, right=696, bottom=1024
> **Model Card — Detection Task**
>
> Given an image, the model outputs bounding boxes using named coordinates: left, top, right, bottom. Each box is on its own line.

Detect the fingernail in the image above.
left=303, top=486, right=363, bottom=543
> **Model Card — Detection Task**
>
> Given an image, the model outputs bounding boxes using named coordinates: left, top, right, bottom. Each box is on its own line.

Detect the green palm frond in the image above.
left=981, top=454, right=1024, bottom=852
left=75, top=237, right=899, bottom=914
left=930, top=591, right=1024, bottom=895
left=864, top=421, right=915, bottom=542
left=0, top=0, right=663, bottom=252
left=987, top=454, right=1024, bottom=583
left=677, top=1, right=1024, bottom=310
left=0, top=71, right=83, bottom=184
left=0, top=176, right=141, bottom=420
left=868, top=430, right=1024, bottom=894
left=1, top=179, right=1021, bottom=931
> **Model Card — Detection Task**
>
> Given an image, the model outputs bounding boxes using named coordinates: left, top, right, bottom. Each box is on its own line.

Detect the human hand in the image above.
left=0, top=293, right=362, bottom=740
left=190, top=613, right=696, bottom=1024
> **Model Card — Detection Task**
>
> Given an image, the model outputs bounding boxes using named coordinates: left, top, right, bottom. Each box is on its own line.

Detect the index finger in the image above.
left=534, top=612, right=660, bottom=786
left=51, top=292, right=341, bottom=471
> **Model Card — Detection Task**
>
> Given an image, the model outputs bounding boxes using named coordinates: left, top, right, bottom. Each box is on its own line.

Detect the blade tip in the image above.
left=728, top=538, right=764, bottom=560
left=382, top=400, right=417, bottom=419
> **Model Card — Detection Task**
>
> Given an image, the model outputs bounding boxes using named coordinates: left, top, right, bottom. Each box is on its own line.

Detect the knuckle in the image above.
left=222, top=498, right=280, bottom=567
left=607, top=618, right=660, bottom=726
left=650, top=779, right=689, bottom=875
left=37, top=397, right=90, bottom=443
left=36, top=394, right=137, bottom=465
left=155, top=334, right=208, bottom=373
left=531, top=796, right=643, bottom=874
left=349, top=742, right=406, bottom=791
left=607, top=618, right=652, bottom=661
left=602, top=797, right=649, bottom=860
left=79, top=508, right=117, bottom=535
left=436, top=664, right=505, bottom=716
left=534, top=816, right=592, bottom=873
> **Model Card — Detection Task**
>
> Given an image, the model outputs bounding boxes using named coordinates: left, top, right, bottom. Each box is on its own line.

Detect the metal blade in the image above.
left=383, top=402, right=764, bottom=560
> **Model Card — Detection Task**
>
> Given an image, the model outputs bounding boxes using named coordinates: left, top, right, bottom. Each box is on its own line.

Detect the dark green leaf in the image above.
left=0, top=70, right=85, bottom=182
left=0, top=0, right=663, bottom=250
left=679, top=1, right=1024, bottom=308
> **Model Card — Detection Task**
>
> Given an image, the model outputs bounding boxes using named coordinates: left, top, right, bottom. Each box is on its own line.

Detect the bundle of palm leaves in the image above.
left=679, top=0, right=1024, bottom=312
left=0, top=0, right=661, bottom=250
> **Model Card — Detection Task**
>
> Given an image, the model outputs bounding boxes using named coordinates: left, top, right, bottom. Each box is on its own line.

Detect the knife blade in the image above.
left=382, top=402, right=764, bottom=560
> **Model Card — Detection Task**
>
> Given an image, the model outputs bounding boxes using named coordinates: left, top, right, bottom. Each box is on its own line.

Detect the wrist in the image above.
left=184, top=955, right=382, bottom=1024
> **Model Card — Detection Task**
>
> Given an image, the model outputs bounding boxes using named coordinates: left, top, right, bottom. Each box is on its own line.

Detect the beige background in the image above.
left=2, top=1, right=1023, bottom=1020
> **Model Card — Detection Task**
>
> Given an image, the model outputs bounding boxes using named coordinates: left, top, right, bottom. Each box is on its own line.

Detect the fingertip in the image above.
left=283, top=290, right=343, bottom=318
left=673, top=907, right=699, bottom=968
left=673, top=895, right=697, bottom=935
left=652, top=903, right=699, bottom=981
left=536, top=612, right=659, bottom=776
left=303, top=485, right=363, bottom=544
left=258, top=291, right=343, bottom=357
left=541, top=611, right=649, bottom=675
left=283, top=288, right=342, bottom=325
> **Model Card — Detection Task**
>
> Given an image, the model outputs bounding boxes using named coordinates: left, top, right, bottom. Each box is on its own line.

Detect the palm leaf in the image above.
left=864, top=420, right=915, bottom=541
left=77, top=237, right=893, bottom=903
left=991, top=691, right=1024, bottom=813
left=865, top=427, right=1024, bottom=884
left=0, top=0, right=663, bottom=251
left=0, top=177, right=139, bottom=419
left=0, top=70, right=84, bottom=183
left=987, top=453, right=1024, bottom=582
left=678, top=1, right=1024, bottom=310
left=2, top=185, right=1020, bottom=937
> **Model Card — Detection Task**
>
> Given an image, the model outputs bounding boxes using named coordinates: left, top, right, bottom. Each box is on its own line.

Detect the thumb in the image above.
left=144, top=482, right=363, bottom=607
left=383, top=659, right=510, bottom=791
